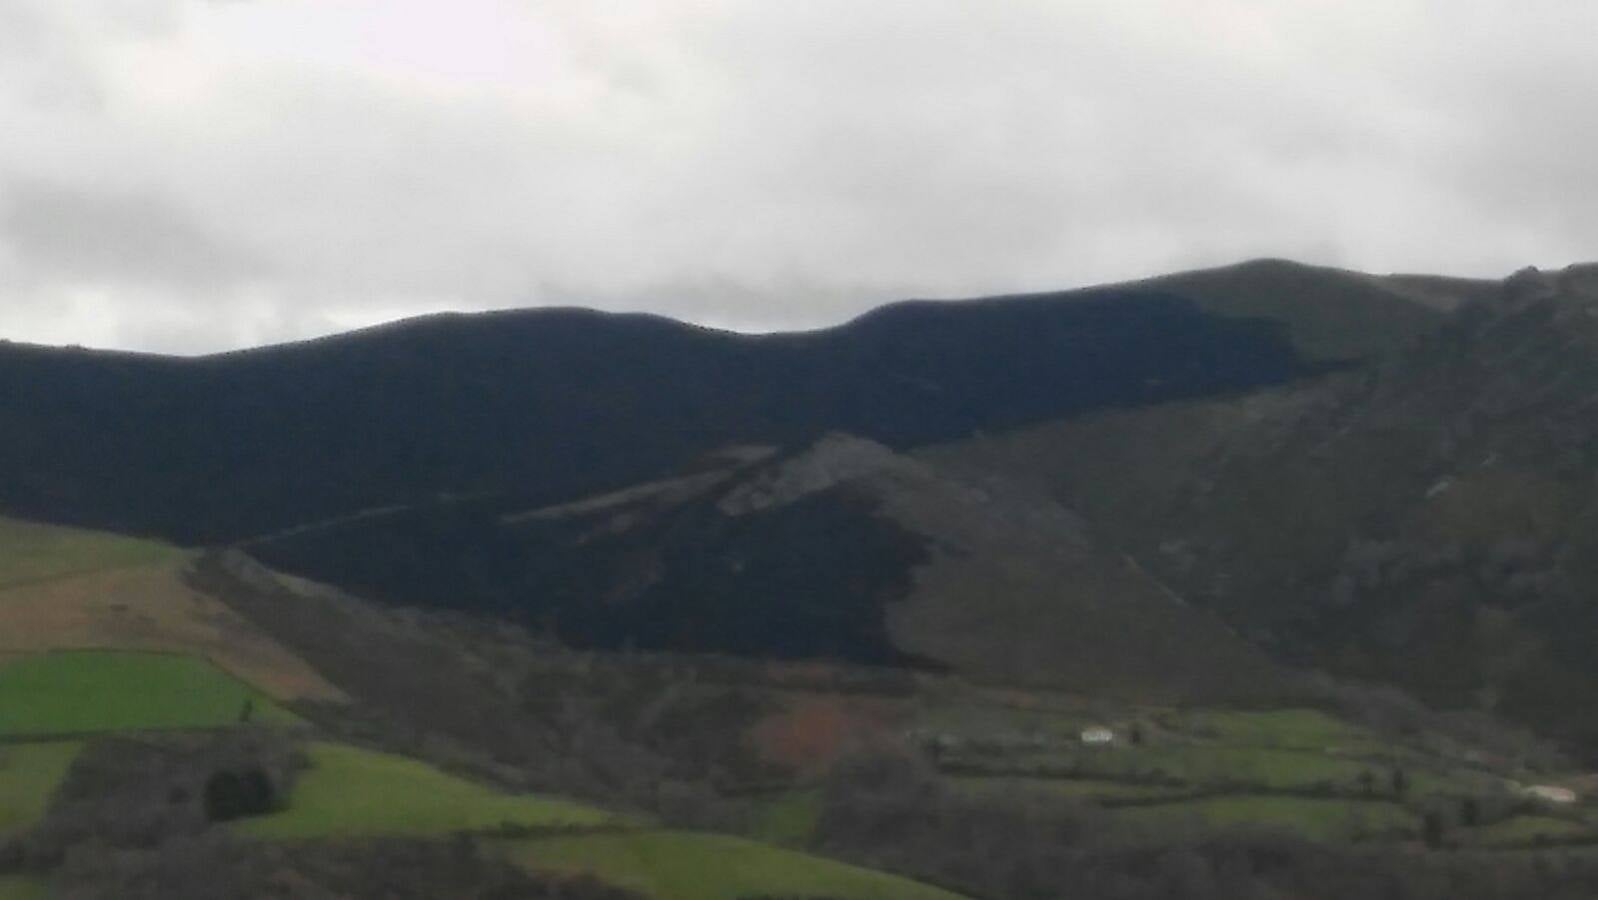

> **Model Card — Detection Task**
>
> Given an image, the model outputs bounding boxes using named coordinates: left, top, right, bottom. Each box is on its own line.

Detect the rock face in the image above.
left=717, top=435, right=908, bottom=516
left=930, top=262, right=1598, bottom=753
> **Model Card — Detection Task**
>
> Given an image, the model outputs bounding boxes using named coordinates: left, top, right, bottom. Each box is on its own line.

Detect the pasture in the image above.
left=1115, top=794, right=1417, bottom=842
left=0, top=741, right=81, bottom=834
left=0, top=877, right=46, bottom=900
left=506, top=830, right=966, bottom=900
left=240, top=742, right=615, bottom=839
left=0, top=516, right=181, bottom=589
left=1174, top=708, right=1378, bottom=751
left=0, top=557, right=344, bottom=703
left=949, top=775, right=1191, bottom=803
left=0, top=651, right=296, bottom=737
left=1034, top=743, right=1375, bottom=790
left=752, top=788, right=824, bottom=844
left=1474, top=815, right=1593, bottom=847
left=916, top=693, right=1581, bottom=849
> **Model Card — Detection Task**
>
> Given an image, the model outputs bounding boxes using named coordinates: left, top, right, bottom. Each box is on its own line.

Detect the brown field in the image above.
left=749, top=693, right=907, bottom=774
left=0, top=561, right=345, bottom=703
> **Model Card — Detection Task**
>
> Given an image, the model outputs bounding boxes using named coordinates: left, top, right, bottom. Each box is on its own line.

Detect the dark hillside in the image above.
left=0, top=260, right=1428, bottom=544
left=1135, top=258, right=1487, bottom=359
left=248, top=434, right=1281, bottom=701
left=931, top=263, right=1598, bottom=754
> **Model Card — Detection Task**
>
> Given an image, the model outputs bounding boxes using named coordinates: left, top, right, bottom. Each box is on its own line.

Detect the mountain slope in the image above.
left=0, top=259, right=1459, bottom=545
left=930, top=263, right=1598, bottom=753
left=248, top=433, right=1280, bottom=702
left=1131, top=257, right=1494, bottom=359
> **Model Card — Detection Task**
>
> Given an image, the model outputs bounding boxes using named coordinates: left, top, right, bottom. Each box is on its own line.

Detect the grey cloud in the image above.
left=0, top=177, right=269, bottom=288
left=0, top=1, right=1594, bottom=354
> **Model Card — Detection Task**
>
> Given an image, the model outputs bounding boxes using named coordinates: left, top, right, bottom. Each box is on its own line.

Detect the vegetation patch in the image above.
left=1115, top=795, right=1416, bottom=842
left=506, top=830, right=966, bottom=900
left=917, top=700, right=1094, bottom=742
left=1473, top=815, right=1593, bottom=846
left=1177, top=709, right=1377, bottom=750
left=752, top=788, right=824, bottom=844
left=948, top=775, right=1191, bottom=803
left=0, top=877, right=47, bottom=900
left=1046, top=744, right=1377, bottom=791
left=749, top=694, right=902, bottom=774
left=0, top=517, right=181, bottom=589
left=0, top=741, right=81, bottom=833
left=0, top=563, right=344, bottom=702
left=239, top=743, right=615, bottom=839
left=0, top=651, right=296, bottom=737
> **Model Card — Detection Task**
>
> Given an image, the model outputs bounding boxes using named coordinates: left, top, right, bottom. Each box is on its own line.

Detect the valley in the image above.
left=5, top=259, right=1598, bottom=897
left=3, top=512, right=1598, bottom=897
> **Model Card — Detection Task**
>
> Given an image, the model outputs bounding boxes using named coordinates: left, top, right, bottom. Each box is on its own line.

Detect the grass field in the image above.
left=0, top=560, right=344, bottom=703
left=918, top=701, right=1092, bottom=742
left=1177, top=709, right=1378, bottom=751
left=0, top=741, right=80, bottom=834
left=1053, top=743, right=1375, bottom=790
left=0, top=877, right=47, bottom=900
left=505, top=831, right=967, bottom=900
left=1115, top=795, right=1417, bottom=841
left=752, top=788, right=824, bottom=844
left=950, top=775, right=1192, bottom=803
left=0, top=516, right=181, bottom=589
left=1031, top=743, right=1493, bottom=799
left=240, top=743, right=616, bottom=839
left=1474, top=815, right=1594, bottom=846
left=0, top=651, right=296, bottom=737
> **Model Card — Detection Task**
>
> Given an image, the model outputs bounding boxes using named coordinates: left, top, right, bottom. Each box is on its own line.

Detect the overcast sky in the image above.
left=1, top=1, right=1594, bottom=353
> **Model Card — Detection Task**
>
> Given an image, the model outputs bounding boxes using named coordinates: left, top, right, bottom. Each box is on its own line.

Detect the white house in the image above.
left=1080, top=726, right=1115, bottom=745
left=1524, top=785, right=1578, bottom=805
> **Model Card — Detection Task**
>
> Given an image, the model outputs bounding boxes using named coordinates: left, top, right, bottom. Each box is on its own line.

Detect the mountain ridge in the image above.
left=1, top=256, right=1488, bottom=361
left=2, top=257, right=1445, bottom=545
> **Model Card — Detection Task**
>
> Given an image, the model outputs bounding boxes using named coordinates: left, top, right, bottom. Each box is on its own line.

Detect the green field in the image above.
left=0, top=877, right=47, bottom=900
left=950, top=775, right=1191, bottom=803
left=918, top=701, right=1092, bottom=741
left=0, top=651, right=296, bottom=737
left=240, top=743, right=616, bottom=839
left=1474, top=815, right=1594, bottom=846
left=506, top=831, right=966, bottom=900
left=752, top=788, right=824, bottom=844
left=1116, top=794, right=1417, bottom=841
left=1053, top=743, right=1375, bottom=790
left=0, top=741, right=81, bottom=834
left=0, top=516, right=181, bottom=589
left=1177, top=709, right=1377, bottom=750
left=924, top=704, right=1439, bottom=789
left=1048, top=743, right=1493, bottom=799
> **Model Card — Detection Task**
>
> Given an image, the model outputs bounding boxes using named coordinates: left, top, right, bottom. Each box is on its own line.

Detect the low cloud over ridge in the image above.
left=0, top=0, right=1594, bottom=353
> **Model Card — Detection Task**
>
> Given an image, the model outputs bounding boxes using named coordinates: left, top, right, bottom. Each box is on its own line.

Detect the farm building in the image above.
left=1524, top=784, right=1578, bottom=805
left=1080, top=726, right=1114, bottom=745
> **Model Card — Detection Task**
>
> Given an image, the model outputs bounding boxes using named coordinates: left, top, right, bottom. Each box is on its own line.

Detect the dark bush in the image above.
left=51, top=834, right=650, bottom=899
left=201, top=767, right=277, bottom=822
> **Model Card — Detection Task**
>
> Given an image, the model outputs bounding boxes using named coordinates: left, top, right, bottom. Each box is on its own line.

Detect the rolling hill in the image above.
left=0, top=259, right=1464, bottom=547
left=3, top=510, right=1597, bottom=898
